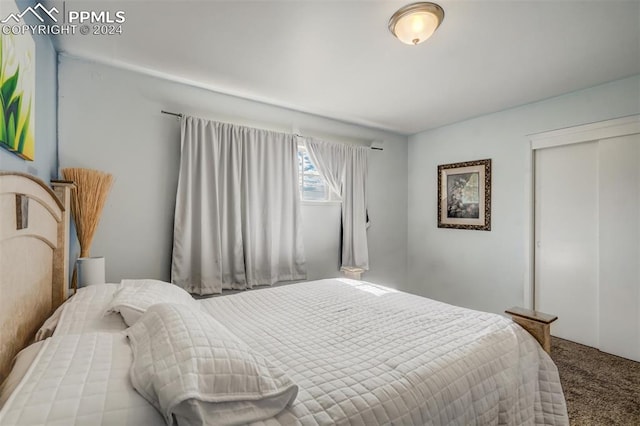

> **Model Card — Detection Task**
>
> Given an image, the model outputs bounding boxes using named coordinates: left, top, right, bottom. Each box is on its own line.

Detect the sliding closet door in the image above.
left=535, top=132, right=640, bottom=362
left=534, top=142, right=599, bottom=348
left=598, top=134, right=640, bottom=362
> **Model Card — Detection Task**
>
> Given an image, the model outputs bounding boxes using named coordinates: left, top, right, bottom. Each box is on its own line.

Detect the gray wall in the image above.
left=58, top=56, right=408, bottom=289
left=0, top=25, right=57, bottom=181
left=407, top=74, right=640, bottom=315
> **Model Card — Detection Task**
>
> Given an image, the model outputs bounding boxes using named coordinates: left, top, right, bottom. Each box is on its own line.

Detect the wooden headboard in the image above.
left=0, top=172, right=72, bottom=383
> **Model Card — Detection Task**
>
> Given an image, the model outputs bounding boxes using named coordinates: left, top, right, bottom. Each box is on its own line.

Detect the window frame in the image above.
left=297, top=143, right=341, bottom=205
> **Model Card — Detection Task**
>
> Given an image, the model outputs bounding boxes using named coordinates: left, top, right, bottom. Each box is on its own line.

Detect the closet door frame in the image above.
left=524, top=115, right=640, bottom=310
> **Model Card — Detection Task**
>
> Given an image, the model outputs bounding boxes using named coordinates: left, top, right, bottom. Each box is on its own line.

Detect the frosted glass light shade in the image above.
left=389, top=2, right=444, bottom=45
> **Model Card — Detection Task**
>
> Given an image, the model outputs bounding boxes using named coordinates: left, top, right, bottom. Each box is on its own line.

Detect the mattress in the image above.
left=0, top=279, right=569, bottom=425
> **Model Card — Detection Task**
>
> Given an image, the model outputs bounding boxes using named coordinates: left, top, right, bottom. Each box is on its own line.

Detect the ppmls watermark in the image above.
left=1, top=2, right=126, bottom=36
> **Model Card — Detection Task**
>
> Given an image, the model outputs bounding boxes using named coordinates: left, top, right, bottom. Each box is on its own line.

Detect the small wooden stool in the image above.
left=505, top=307, right=557, bottom=354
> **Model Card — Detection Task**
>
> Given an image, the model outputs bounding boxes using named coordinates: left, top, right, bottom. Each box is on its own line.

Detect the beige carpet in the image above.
left=550, top=337, right=640, bottom=425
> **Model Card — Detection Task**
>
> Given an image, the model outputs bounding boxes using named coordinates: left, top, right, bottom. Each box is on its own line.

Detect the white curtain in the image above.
left=303, top=138, right=370, bottom=270
left=172, top=116, right=306, bottom=295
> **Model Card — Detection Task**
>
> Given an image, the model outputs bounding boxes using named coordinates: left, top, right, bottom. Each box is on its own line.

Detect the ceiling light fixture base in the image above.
left=389, top=2, right=445, bottom=46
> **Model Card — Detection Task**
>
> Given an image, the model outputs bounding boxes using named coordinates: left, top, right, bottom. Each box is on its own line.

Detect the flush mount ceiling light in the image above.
left=388, top=2, right=445, bottom=46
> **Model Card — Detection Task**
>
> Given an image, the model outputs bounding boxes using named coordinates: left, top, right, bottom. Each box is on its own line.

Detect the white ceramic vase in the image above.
left=76, top=256, right=106, bottom=287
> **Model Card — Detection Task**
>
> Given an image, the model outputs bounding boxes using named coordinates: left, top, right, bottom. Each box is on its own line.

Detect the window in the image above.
left=297, top=144, right=339, bottom=202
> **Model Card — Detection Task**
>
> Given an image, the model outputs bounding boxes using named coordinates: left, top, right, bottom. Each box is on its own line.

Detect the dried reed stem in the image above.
left=61, top=168, right=113, bottom=258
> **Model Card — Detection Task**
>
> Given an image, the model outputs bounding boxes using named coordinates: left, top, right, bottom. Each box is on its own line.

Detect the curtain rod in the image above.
left=161, top=110, right=183, bottom=118
left=160, top=110, right=383, bottom=150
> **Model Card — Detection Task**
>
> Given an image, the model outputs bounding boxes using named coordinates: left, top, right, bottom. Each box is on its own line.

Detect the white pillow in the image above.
left=107, top=279, right=197, bottom=326
left=126, top=304, right=298, bottom=426
left=0, top=341, right=44, bottom=408
left=35, top=298, right=69, bottom=341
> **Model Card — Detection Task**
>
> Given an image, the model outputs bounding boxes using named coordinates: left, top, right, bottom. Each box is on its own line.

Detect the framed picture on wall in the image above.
left=437, top=159, right=491, bottom=231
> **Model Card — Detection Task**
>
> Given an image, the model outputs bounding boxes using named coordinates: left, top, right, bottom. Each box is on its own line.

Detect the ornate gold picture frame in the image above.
left=437, top=159, right=491, bottom=231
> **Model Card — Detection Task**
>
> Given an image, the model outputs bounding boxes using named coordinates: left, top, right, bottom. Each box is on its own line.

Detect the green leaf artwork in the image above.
left=0, top=28, right=35, bottom=161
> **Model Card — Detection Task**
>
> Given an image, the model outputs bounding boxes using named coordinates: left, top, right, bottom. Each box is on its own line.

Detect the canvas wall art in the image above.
left=0, top=1, right=35, bottom=161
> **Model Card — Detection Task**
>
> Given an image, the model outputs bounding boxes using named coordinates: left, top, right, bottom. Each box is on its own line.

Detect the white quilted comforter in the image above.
left=0, top=333, right=164, bottom=425
left=127, top=303, right=299, bottom=426
left=0, top=279, right=569, bottom=425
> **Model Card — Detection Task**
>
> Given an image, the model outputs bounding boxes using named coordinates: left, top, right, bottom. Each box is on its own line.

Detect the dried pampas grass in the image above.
left=61, top=168, right=113, bottom=257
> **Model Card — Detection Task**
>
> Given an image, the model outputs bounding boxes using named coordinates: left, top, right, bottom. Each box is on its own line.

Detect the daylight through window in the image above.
left=297, top=145, right=338, bottom=202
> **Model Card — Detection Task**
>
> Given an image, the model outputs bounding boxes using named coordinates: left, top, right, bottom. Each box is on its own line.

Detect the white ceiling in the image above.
left=51, top=0, right=640, bottom=135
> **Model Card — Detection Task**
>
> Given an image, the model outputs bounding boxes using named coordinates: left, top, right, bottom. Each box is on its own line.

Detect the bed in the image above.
left=0, top=172, right=569, bottom=425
